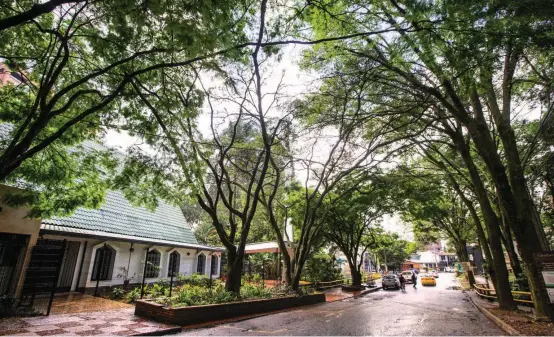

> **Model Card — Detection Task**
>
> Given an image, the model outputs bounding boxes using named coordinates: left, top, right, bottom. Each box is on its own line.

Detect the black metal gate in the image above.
left=0, top=233, right=29, bottom=296
left=19, top=239, right=66, bottom=316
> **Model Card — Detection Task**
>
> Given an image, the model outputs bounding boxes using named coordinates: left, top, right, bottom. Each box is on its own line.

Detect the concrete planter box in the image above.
left=135, top=293, right=326, bottom=326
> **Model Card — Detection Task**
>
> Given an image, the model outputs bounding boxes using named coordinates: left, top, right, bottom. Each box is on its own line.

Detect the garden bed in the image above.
left=135, top=293, right=326, bottom=325
left=488, top=308, right=554, bottom=336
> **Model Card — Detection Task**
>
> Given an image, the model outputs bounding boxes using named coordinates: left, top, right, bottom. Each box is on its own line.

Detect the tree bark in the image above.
left=465, top=117, right=550, bottom=317
left=225, top=249, right=244, bottom=294
left=0, top=0, right=84, bottom=32
left=441, top=121, right=516, bottom=309
left=349, top=262, right=363, bottom=287
left=455, top=241, right=476, bottom=287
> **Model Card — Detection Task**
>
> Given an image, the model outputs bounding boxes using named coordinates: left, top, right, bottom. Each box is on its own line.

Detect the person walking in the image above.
left=411, top=272, right=417, bottom=288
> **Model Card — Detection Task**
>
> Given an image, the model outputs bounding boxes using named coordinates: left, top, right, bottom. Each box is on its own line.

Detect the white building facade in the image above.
left=0, top=188, right=223, bottom=297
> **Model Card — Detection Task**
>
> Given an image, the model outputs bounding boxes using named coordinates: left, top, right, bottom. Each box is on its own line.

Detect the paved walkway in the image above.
left=0, top=296, right=179, bottom=336
left=50, top=293, right=132, bottom=315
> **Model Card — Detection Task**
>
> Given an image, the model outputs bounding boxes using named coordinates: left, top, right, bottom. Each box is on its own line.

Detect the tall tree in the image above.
left=302, top=0, right=553, bottom=317
left=320, top=178, right=393, bottom=286
left=0, top=0, right=249, bottom=215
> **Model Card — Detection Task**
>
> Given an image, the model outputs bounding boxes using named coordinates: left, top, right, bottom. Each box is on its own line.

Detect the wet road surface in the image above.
left=178, top=273, right=502, bottom=336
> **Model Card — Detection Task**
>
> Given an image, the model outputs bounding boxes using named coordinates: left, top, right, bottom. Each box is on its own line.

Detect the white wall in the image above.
left=42, top=234, right=222, bottom=290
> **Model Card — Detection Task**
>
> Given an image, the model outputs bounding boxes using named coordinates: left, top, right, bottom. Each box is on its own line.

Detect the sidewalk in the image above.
left=324, top=281, right=381, bottom=302
left=0, top=308, right=180, bottom=336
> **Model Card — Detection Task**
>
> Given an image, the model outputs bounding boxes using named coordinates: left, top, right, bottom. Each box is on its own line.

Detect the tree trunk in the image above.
left=499, top=221, right=523, bottom=278
left=455, top=242, right=476, bottom=287
left=481, top=84, right=552, bottom=318
left=348, top=261, right=362, bottom=287
left=444, top=168, right=499, bottom=290
left=225, top=249, right=244, bottom=294
left=494, top=200, right=524, bottom=278
left=466, top=121, right=551, bottom=318
left=447, top=126, right=516, bottom=309
left=291, top=252, right=309, bottom=291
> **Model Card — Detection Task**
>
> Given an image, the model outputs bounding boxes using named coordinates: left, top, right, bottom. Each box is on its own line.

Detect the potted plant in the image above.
left=117, top=267, right=137, bottom=287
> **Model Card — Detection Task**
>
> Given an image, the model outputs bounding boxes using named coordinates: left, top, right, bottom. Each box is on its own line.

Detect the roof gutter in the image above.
left=40, top=225, right=225, bottom=252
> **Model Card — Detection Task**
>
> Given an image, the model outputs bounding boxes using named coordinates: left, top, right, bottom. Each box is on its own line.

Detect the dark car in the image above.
left=382, top=274, right=401, bottom=290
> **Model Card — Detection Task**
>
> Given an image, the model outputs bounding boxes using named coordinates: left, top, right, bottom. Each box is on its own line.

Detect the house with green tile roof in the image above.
left=39, top=188, right=224, bottom=294
left=0, top=71, right=221, bottom=307
left=0, top=141, right=223, bottom=297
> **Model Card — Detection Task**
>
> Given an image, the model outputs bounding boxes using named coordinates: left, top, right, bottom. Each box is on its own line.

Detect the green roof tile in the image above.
left=43, top=190, right=198, bottom=245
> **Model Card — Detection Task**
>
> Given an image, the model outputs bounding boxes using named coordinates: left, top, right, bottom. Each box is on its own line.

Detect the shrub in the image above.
left=176, top=273, right=188, bottom=283
left=157, top=282, right=280, bottom=308
left=148, top=282, right=169, bottom=298
left=303, top=253, right=342, bottom=283
left=126, top=287, right=141, bottom=303
left=240, top=283, right=272, bottom=299
left=252, top=273, right=262, bottom=284
left=189, top=273, right=210, bottom=287
left=109, top=287, right=126, bottom=300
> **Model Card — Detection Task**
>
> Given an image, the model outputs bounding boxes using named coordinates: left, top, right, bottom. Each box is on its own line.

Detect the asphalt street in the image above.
left=178, top=273, right=502, bottom=336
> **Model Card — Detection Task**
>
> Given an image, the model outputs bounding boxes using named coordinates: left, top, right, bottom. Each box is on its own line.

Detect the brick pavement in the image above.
left=0, top=308, right=180, bottom=336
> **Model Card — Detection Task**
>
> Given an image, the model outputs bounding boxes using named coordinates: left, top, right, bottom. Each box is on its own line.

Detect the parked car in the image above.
left=401, top=270, right=414, bottom=284
left=444, top=267, right=454, bottom=272
left=382, top=274, right=401, bottom=290
left=430, top=270, right=439, bottom=278
left=421, top=274, right=437, bottom=286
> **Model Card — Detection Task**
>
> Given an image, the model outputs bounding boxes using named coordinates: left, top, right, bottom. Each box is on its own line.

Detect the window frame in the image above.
left=91, top=245, right=116, bottom=281
left=145, top=249, right=161, bottom=278
left=210, top=255, right=218, bottom=275
left=168, top=251, right=180, bottom=277
left=197, top=254, right=206, bottom=274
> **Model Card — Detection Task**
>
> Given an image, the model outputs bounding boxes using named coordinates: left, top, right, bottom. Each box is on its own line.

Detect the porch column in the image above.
left=70, top=241, right=86, bottom=291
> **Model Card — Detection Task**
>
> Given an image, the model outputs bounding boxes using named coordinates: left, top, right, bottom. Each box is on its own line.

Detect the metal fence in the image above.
left=0, top=236, right=66, bottom=317
left=474, top=283, right=534, bottom=304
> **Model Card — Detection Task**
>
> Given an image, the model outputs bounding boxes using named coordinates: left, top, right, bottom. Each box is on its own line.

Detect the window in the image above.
left=469, top=254, right=474, bottom=261
left=91, top=245, right=116, bottom=281
left=145, top=249, right=161, bottom=278
left=441, top=255, right=446, bottom=261
left=197, top=254, right=205, bottom=274
left=168, top=251, right=180, bottom=277
left=211, top=255, right=218, bottom=275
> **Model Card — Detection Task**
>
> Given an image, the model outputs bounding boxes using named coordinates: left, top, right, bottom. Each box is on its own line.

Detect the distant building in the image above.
left=402, top=248, right=457, bottom=271
left=402, top=244, right=486, bottom=273
left=466, top=245, right=484, bottom=274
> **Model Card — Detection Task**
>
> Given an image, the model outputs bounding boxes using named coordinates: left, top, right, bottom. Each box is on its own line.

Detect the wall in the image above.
left=0, top=185, right=42, bottom=295
left=42, top=234, right=221, bottom=291
left=0, top=185, right=42, bottom=244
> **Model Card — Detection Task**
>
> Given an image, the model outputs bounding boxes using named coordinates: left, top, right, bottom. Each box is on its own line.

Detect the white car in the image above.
left=401, top=270, right=414, bottom=284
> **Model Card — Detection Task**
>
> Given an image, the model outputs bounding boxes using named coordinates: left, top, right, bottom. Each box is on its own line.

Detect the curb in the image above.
left=353, top=286, right=381, bottom=299
left=133, top=326, right=183, bottom=336
left=464, top=291, right=521, bottom=336
left=180, top=300, right=326, bottom=331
